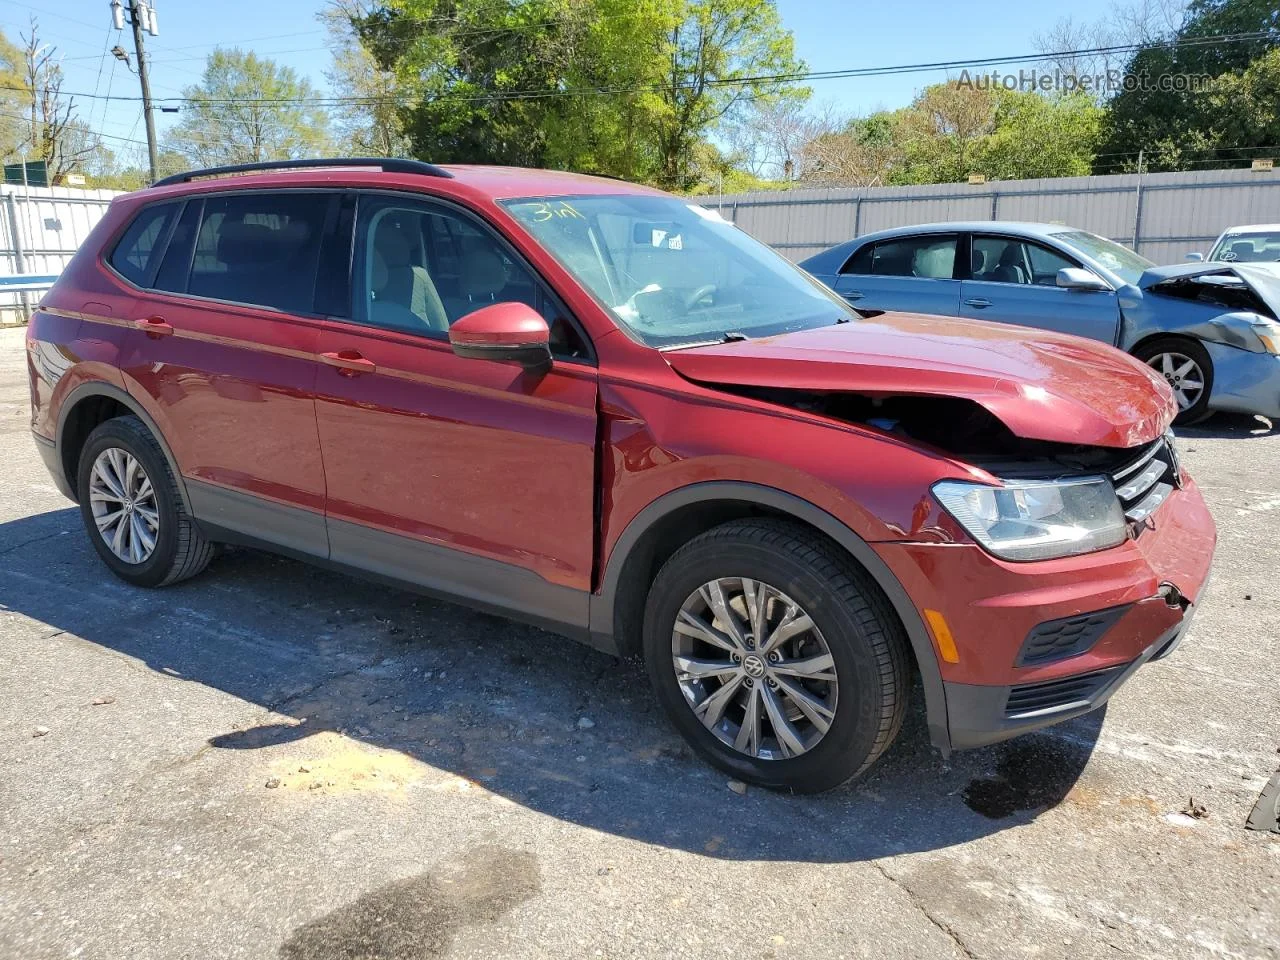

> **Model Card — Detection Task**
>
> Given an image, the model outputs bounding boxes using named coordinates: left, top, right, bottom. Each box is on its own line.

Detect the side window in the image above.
left=186, top=193, right=331, bottom=313
left=353, top=195, right=590, bottom=359
left=153, top=201, right=201, bottom=293
left=1025, top=242, right=1078, bottom=286
left=108, top=202, right=177, bottom=286
left=841, top=243, right=874, bottom=275
left=972, top=236, right=1034, bottom=285
left=852, top=235, right=957, bottom=279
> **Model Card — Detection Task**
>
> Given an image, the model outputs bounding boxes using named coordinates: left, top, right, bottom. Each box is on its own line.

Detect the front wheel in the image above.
left=642, top=519, right=910, bottom=793
left=1134, top=337, right=1214, bottom=425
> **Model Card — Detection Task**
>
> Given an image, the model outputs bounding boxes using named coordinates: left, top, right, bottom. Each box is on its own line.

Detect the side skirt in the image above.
left=188, top=479, right=593, bottom=646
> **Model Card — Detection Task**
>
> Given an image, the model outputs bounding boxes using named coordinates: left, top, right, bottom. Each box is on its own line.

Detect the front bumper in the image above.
left=875, top=477, right=1215, bottom=751
left=1204, top=342, right=1280, bottom=419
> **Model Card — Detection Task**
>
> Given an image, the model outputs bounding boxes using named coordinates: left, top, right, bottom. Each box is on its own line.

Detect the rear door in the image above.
left=959, top=234, right=1121, bottom=343
left=832, top=233, right=962, bottom=316
left=312, top=191, right=598, bottom=630
left=108, top=190, right=337, bottom=556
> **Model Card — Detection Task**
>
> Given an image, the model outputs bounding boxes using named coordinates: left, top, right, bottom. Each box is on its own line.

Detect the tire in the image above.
left=1133, top=337, right=1214, bottom=426
left=76, top=415, right=214, bottom=587
left=642, top=518, right=910, bottom=793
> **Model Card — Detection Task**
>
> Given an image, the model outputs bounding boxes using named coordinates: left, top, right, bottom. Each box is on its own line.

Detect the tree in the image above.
left=720, top=92, right=831, bottom=181
left=322, top=0, right=408, bottom=155
left=652, top=0, right=804, bottom=189
left=1095, top=0, right=1280, bottom=171
left=167, top=49, right=333, bottom=166
left=353, top=0, right=801, bottom=188
left=16, top=20, right=94, bottom=183
left=0, top=29, right=25, bottom=161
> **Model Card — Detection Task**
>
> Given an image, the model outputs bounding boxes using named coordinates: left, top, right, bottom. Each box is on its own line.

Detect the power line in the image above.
left=3, top=29, right=1271, bottom=108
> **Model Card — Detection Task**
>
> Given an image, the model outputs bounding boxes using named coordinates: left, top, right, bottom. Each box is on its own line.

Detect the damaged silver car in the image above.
left=801, top=222, right=1280, bottom=424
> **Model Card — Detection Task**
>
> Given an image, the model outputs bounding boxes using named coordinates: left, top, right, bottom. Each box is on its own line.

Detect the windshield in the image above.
left=1051, top=230, right=1154, bottom=286
left=501, top=195, right=857, bottom=347
left=1209, top=231, right=1280, bottom=262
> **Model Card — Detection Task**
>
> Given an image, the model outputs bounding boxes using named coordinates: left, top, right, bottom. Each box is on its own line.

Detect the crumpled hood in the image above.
left=665, top=312, right=1175, bottom=448
left=1138, top=262, right=1280, bottom=316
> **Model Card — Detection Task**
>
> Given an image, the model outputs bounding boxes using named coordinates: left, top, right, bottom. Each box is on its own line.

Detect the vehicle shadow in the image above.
left=1, top=508, right=1107, bottom=864
left=1177, top=411, right=1275, bottom=440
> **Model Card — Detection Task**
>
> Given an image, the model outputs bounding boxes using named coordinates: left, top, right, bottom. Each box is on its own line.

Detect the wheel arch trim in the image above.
left=590, top=480, right=951, bottom=752
left=54, top=381, right=193, bottom=512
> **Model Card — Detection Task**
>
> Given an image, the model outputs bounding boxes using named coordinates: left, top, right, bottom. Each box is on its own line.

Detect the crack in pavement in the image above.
left=0, top=527, right=69, bottom=558
left=870, top=860, right=979, bottom=959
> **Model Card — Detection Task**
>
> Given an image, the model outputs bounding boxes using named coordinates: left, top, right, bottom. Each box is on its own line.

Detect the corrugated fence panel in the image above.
left=720, top=169, right=1280, bottom=262
left=1, top=185, right=121, bottom=321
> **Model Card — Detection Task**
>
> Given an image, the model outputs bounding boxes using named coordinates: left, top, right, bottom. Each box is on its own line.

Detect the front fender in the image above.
left=589, top=480, right=952, bottom=754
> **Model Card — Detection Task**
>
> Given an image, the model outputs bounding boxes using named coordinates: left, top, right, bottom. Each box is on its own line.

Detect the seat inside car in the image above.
left=370, top=217, right=448, bottom=332
left=991, top=243, right=1028, bottom=283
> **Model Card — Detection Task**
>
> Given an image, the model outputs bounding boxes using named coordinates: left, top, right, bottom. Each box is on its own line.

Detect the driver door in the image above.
left=313, top=192, right=598, bottom=630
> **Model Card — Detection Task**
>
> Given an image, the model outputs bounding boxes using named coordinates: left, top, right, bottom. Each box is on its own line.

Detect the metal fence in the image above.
left=0, top=183, right=121, bottom=324
left=714, top=167, right=1280, bottom=264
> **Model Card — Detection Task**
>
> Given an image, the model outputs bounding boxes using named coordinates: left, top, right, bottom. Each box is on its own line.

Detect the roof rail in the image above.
left=152, top=157, right=453, bottom=188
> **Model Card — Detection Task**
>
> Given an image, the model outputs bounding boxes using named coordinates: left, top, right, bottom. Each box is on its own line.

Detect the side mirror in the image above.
left=1185, top=252, right=1204, bottom=262
left=1056, top=267, right=1110, bottom=292
left=448, top=302, right=551, bottom=371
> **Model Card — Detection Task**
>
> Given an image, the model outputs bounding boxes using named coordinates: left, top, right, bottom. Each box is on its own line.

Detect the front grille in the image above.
left=1016, top=604, right=1130, bottom=666
left=1004, top=666, right=1125, bottom=718
left=1111, top=437, right=1179, bottom=522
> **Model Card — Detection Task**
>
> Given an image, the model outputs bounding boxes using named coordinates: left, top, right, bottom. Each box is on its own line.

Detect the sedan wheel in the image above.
left=672, top=577, right=838, bottom=760
left=88, top=447, right=159, bottom=564
left=1147, top=351, right=1206, bottom=413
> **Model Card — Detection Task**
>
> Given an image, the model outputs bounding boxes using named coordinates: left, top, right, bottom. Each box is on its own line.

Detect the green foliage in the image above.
left=0, top=29, right=25, bottom=161
left=802, top=82, right=1103, bottom=186
left=1097, top=0, right=1280, bottom=171
left=353, top=0, right=800, bottom=188
left=167, top=49, right=333, bottom=166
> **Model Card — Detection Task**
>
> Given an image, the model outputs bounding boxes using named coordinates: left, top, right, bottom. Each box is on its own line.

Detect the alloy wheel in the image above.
left=671, top=577, right=838, bottom=760
left=1147, top=351, right=1206, bottom=412
left=88, top=447, right=159, bottom=564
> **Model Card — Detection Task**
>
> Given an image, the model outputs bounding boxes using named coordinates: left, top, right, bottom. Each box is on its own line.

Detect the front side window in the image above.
left=503, top=195, right=856, bottom=348
left=352, top=195, right=589, bottom=359
left=185, top=193, right=331, bottom=314
left=972, top=236, right=1078, bottom=286
left=108, top=202, right=177, bottom=286
left=1209, top=231, right=1280, bottom=263
left=1053, top=231, right=1153, bottom=286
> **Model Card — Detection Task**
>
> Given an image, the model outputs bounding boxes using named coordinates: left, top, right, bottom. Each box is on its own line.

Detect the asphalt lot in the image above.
left=0, top=323, right=1276, bottom=960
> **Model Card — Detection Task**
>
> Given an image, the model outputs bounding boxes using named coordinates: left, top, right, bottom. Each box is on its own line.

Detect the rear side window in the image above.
left=842, top=235, right=958, bottom=279
left=184, top=193, right=332, bottom=314
left=108, top=202, right=178, bottom=286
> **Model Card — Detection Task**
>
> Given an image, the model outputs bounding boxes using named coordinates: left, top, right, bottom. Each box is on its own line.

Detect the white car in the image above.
left=1189, top=224, right=1280, bottom=263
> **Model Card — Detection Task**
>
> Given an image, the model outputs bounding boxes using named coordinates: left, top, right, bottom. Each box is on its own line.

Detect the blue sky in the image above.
left=5, top=0, right=1120, bottom=166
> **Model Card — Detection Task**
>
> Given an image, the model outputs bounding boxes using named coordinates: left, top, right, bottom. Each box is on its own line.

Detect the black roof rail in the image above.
left=152, top=157, right=453, bottom=188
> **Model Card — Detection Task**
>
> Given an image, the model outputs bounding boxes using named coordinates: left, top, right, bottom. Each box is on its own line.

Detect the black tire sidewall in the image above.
left=76, top=418, right=182, bottom=587
left=1135, top=338, right=1214, bottom=425
left=643, top=534, right=892, bottom=793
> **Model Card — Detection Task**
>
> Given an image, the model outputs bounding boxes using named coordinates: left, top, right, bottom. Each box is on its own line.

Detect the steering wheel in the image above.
left=684, top=284, right=718, bottom=310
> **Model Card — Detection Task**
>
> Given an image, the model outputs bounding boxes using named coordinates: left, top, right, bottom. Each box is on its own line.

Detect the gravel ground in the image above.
left=0, top=324, right=1276, bottom=960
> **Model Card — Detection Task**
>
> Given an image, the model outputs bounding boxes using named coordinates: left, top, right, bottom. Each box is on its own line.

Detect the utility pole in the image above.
left=112, top=0, right=159, bottom=182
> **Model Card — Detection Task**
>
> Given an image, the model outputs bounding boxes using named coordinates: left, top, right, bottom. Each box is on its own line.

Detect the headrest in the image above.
left=461, top=249, right=508, bottom=297
left=1230, top=240, right=1255, bottom=257
left=996, top=244, right=1021, bottom=266
left=373, top=219, right=413, bottom=268
left=216, top=222, right=277, bottom=266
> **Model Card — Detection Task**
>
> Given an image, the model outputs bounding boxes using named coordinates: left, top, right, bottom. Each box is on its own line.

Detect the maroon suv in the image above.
left=27, top=159, right=1216, bottom=792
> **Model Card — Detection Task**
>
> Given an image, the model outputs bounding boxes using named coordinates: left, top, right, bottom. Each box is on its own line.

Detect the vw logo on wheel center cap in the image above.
left=742, top=654, right=766, bottom=678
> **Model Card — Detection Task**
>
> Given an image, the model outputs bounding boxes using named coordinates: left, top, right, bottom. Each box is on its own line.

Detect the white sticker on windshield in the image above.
left=686, top=204, right=733, bottom=225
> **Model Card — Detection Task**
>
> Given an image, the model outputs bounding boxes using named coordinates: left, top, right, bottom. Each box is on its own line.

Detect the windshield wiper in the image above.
left=720, top=331, right=749, bottom=342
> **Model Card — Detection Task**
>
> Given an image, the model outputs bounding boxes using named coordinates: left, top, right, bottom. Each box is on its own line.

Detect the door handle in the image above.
left=843, top=290, right=864, bottom=301
left=134, top=315, right=174, bottom=336
left=320, top=350, right=377, bottom=376
left=964, top=298, right=992, bottom=309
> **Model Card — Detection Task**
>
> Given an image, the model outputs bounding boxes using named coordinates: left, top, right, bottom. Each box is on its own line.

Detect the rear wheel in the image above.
left=76, top=416, right=214, bottom=587
left=1134, top=337, right=1213, bottom=425
left=642, top=519, right=910, bottom=793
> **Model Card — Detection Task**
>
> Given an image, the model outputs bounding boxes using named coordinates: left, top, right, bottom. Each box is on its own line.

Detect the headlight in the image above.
left=932, top=476, right=1127, bottom=561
